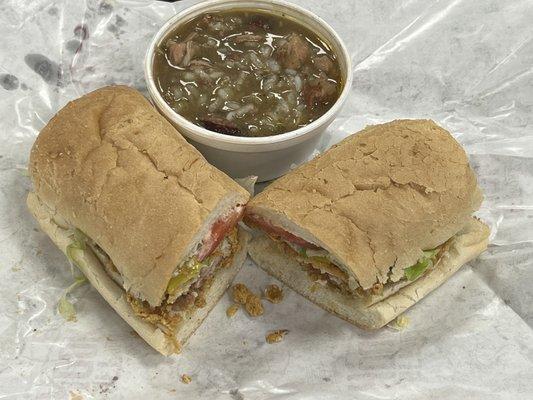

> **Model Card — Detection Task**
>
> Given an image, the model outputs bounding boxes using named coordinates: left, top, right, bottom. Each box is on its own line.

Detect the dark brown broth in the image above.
left=153, top=10, right=342, bottom=137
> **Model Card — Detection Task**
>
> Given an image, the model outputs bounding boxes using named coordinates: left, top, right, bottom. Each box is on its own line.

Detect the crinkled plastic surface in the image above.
left=1, top=0, right=532, bottom=398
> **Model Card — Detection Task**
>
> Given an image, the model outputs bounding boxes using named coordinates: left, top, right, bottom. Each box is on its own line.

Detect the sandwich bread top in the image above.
left=29, top=86, right=249, bottom=306
left=247, top=120, right=482, bottom=289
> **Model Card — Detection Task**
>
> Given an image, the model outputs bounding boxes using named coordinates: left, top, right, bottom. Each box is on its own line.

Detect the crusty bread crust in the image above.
left=248, top=217, right=489, bottom=329
left=27, top=192, right=249, bottom=355
left=28, top=86, right=249, bottom=306
left=247, top=120, right=482, bottom=290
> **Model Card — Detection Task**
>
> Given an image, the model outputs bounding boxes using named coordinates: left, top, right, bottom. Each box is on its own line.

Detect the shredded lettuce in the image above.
left=166, top=258, right=205, bottom=295
left=57, top=275, right=87, bottom=322
left=66, top=229, right=87, bottom=263
left=423, top=249, right=438, bottom=259
left=404, top=249, right=438, bottom=281
left=307, top=255, right=331, bottom=265
left=65, top=229, right=92, bottom=276
left=58, top=297, right=77, bottom=322
left=298, top=248, right=332, bottom=265
left=389, top=315, right=410, bottom=331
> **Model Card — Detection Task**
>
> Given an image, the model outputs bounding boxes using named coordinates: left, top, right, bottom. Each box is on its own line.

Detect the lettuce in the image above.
left=58, top=296, right=77, bottom=322
left=57, top=276, right=87, bottom=322
left=404, top=249, right=438, bottom=281
left=308, top=255, right=331, bottom=265
left=299, top=248, right=333, bottom=265
left=66, top=229, right=87, bottom=263
left=58, top=229, right=94, bottom=321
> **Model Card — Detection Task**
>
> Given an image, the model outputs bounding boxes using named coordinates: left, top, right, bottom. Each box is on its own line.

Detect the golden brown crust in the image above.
left=264, top=284, right=284, bottom=304
left=265, top=329, right=289, bottom=344
left=29, top=86, right=249, bottom=306
left=244, top=295, right=264, bottom=317
left=247, top=120, right=482, bottom=289
left=232, top=283, right=253, bottom=305
left=127, top=293, right=183, bottom=336
left=226, top=304, right=239, bottom=317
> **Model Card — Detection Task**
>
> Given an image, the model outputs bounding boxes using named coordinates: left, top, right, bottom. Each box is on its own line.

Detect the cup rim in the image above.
left=144, top=0, right=353, bottom=146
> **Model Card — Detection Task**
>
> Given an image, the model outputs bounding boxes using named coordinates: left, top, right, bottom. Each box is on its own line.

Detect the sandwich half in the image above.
left=27, top=86, right=250, bottom=355
left=245, top=119, right=489, bottom=329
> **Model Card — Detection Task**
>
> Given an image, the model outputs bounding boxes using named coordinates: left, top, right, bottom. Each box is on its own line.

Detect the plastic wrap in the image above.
left=0, top=0, right=532, bottom=398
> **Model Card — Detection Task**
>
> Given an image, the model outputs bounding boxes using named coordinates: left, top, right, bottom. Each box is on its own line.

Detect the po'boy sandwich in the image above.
left=245, top=119, right=489, bottom=329
left=27, top=86, right=250, bottom=355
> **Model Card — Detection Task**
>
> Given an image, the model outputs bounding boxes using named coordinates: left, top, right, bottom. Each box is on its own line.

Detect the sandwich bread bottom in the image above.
left=27, top=192, right=249, bottom=355
left=248, top=217, right=489, bottom=329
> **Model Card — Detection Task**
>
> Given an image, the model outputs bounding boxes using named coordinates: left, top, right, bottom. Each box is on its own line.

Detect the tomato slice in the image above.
left=244, top=213, right=319, bottom=249
left=197, top=205, right=244, bottom=261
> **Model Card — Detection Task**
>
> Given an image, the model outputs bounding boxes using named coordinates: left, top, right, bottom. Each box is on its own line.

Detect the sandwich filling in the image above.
left=66, top=206, right=244, bottom=337
left=245, top=214, right=449, bottom=302
left=126, top=227, right=240, bottom=336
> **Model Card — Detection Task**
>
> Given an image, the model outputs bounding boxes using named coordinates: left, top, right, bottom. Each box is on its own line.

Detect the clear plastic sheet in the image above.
left=1, top=0, right=532, bottom=398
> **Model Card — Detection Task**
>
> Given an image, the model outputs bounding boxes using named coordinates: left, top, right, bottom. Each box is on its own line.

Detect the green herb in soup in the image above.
left=153, top=11, right=343, bottom=137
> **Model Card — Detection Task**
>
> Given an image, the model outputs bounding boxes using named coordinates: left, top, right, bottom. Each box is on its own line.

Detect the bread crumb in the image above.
left=232, top=283, right=252, bottom=304
left=264, top=284, right=283, bottom=303
left=266, top=329, right=289, bottom=344
left=395, top=315, right=409, bottom=329
left=310, top=283, right=319, bottom=293
left=226, top=304, right=239, bottom=317
left=180, top=374, right=192, bottom=384
left=389, top=315, right=410, bottom=331
left=232, top=283, right=263, bottom=317
left=245, top=295, right=263, bottom=317
left=69, top=391, right=84, bottom=400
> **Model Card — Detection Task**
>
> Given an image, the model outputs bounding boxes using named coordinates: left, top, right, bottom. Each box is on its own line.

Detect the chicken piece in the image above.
left=168, top=41, right=198, bottom=67
left=275, top=34, right=310, bottom=70
left=168, top=42, right=186, bottom=65
left=173, top=292, right=196, bottom=311
left=313, top=55, right=334, bottom=73
left=303, top=74, right=337, bottom=107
